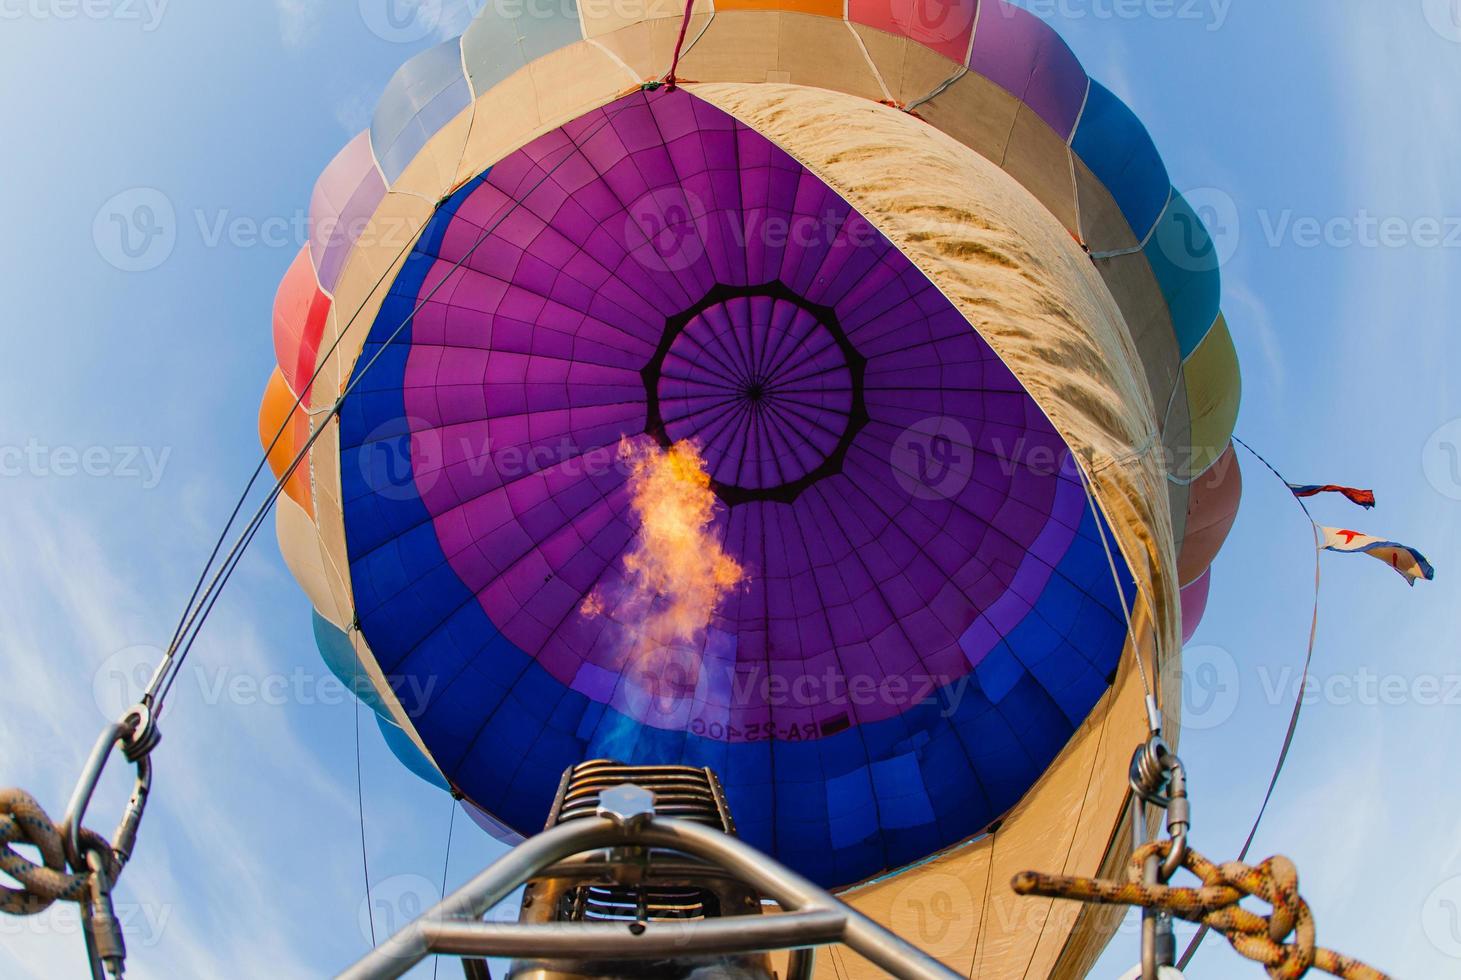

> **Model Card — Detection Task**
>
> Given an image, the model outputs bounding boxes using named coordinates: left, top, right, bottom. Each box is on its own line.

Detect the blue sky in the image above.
left=0, top=2, right=1456, bottom=977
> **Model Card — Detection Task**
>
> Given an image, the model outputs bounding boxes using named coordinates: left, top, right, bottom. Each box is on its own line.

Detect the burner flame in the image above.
left=583, top=440, right=745, bottom=669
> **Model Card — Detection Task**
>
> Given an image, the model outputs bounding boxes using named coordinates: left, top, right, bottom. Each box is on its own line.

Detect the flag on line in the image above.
left=1320, top=527, right=1435, bottom=586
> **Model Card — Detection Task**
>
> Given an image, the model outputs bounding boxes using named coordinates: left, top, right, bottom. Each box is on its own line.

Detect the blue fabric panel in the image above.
left=377, top=715, right=450, bottom=790
left=371, top=39, right=473, bottom=185
left=1143, top=191, right=1223, bottom=358
left=461, top=0, right=584, bottom=96
left=1072, top=81, right=1171, bottom=240
left=338, top=171, right=1142, bottom=890
left=311, top=610, right=386, bottom=714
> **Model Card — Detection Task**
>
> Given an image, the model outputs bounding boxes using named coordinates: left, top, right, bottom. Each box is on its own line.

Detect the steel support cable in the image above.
left=147, top=92, right=655, bottom=712
left=1175, top=435, right=1325, bottom=972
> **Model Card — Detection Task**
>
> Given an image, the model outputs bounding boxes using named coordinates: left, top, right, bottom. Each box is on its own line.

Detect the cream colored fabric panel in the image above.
left=993, top=616, right=1162, bottom=978
left=674, top=12, right=884, bottom=100
left=275, top=494, right=347, bottom=628
left=848, top=25, right=962, bottom=107
left=580, top=0, right=710, bottom=39
left=687, top=81, right=1179, bottom=978
left=589, top=17, right=689, bottom=79
left=309, top=189, right=435, bottom=425
left=347, top=627, right=446, bottom=770
left=389, top=103, right=477, bottom=202
left=307, top=416, right=357, bottom=631
left=910, top=69, right=1022, bottom=178
left=1001, top=104, right=1079, bottom=233
left=1168, top=471, right=1190, bottom=551
left=1164, top=369, right=1193, bottom=493
left=682, top=84, right=1177, bottom=616
left=1075, top=156, right=1141, bottom=254
left=1181, top=314, right=1241, bottom=479
left=815, top=617, right=1161, bottom=978
left=454, top=44, right=640, bottom=189
left=1095, top=250, right=1180, bottom=422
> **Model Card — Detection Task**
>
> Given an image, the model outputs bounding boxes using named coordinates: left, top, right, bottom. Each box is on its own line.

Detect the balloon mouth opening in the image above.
left=641, top=280, right=869, bottom=507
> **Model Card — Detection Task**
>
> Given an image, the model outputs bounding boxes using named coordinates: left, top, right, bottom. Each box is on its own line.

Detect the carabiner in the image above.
left=59, top=705, right=156, bottom=874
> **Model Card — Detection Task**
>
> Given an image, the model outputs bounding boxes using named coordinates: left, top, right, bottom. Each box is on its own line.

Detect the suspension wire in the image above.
left=147, top=222, right=421, bottom=703
left=1069, top=450, right=1158, bottom=714
left=432, top=799, right=459, bottom=980
left=356, top=700, right=376, bottom=948
left=145, top=94, right=651, bottom=713
left=1176, top=434, right=1324, bottom=970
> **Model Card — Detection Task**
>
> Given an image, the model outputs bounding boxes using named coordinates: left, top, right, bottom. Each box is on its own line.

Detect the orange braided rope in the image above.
left=1012, top=841, right=1389, bottom=980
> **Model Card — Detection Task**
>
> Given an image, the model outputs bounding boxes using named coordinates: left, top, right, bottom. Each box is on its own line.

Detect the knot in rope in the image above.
left=0, top=789, right=118, bottom=916
left=1011, top=841, right=1389, bottom=980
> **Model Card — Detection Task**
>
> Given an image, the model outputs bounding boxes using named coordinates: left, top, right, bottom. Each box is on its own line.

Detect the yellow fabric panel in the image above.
left=685, top=81, right=1180, bottom=978
left=1180, top=313, right=1242, bottom=479
left=718, top=0, right=842, bottom=14
left=675, top=12, right=885, bottom=100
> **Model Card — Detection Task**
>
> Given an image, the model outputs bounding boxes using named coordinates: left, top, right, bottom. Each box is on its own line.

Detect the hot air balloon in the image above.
left=260, top=1, right=1243, bottom=974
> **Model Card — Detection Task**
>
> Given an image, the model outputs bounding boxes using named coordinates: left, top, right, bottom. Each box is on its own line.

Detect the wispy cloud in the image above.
left=274, top=0, right=322, bottom=49
left=0, top=500, right=347, bottom=978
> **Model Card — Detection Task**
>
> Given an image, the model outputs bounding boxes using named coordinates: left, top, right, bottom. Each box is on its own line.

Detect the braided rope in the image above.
left=1012, top=841, right=1388, bottom=979
left=0, top=789, right=117, bottom=916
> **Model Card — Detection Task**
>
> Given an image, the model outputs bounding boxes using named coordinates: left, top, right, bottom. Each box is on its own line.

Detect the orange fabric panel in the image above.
left=258, top=368, right=314, bottom=517
left=1177, top=443, right=1241, bottom=585
left=272, top=246, right=331, bottom=398
left=717, top=0, right=842, bottom=13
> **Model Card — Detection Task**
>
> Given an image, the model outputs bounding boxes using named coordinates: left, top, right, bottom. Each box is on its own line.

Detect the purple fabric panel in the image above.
left=661, top=298, right=853, bottom=490
left=390, top=90, right=1091, bottom=732
left=309, top=132, right=388, bottom=292
left=968, top=1, right=1089, bottom=138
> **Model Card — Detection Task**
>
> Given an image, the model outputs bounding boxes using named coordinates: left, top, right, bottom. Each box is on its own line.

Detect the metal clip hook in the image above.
left=60, top=705, right=156, bottom=873
left=57, top=706, right=157, bottom=979
left=1128, top=736, right=1191, bottom=980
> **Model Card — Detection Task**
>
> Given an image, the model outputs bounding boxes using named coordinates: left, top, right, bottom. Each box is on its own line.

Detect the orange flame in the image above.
left=583, top=439, right=745, bottom=664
